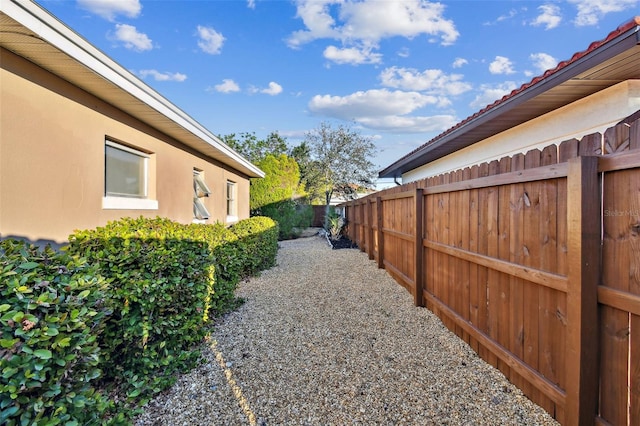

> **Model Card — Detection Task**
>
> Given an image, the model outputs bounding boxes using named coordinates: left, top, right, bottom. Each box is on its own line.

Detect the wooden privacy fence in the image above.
left=343, top=114, right=640, bottom=426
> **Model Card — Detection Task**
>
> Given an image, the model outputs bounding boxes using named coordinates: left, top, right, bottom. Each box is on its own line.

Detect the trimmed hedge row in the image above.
left=1, top=216, right=279, bottom=424
left=0, top=240, right=110, bottom=425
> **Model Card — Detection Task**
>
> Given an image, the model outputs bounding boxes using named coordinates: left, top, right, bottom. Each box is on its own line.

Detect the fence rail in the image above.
left=342, top=112, right=640, bottom=426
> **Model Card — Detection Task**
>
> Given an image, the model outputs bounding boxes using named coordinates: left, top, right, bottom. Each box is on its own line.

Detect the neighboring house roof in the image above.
left=0, top=0, right=264, bottom=179
left=379, top=16, right=640, bottom=179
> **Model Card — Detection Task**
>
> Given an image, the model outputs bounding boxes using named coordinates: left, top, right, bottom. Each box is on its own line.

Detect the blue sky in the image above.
left=37, top=0, right=640, bottom=181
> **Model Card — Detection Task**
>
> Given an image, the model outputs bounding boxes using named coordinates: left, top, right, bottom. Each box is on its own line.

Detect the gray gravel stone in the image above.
left=135, top=236, right=559, bottom=426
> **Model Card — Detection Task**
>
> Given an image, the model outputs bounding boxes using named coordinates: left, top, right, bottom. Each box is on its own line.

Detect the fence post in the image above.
left=414, top=188, right=425, bottom=307
left=358, top=201, right=367, bottom=251
left=565, top=156, right=600, bottom=426
left=377, top=196, right=384, bottom=269
left=367, top=199, right=374, bottom=260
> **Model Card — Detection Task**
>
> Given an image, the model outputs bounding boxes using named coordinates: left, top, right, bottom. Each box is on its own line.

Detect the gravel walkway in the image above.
left=135, top=236, right=559, bottom=426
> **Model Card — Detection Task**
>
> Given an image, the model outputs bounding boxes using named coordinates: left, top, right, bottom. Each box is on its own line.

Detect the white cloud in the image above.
left=531, top=4, right=562, bottom=30
left=212, top=79, right=241, bottom=93
left=309, top=89, right=438, bottom=119
left=113, top=24, right=152, bottom=51
left=323, top=45, right=382, bottom=65
left=483, top=8, right=518, bottom=26
left=261, top=82, right=283, bottom=96
left=568, top=0, right=639, bottom=26
left=489, top=56, right=515, bottom=75
left=287, top=0, right=458, bottom=64
left=138, top=70, right=187, bottom=82
left=357, top=114, right=457, bottom=133
left=248, top=82, right=283, bottom=95
left=397, top=47, right=410, bottom=58
left=452, top=57, right=468, bottom=68
left=287, top=0, right=341, bottom=48
left=379, top=67, right=472, bottom=96
left=197, top=26, right=225, bottom=54
left=530, top=52, right=558, bottom=73
left=308, top=88, right=458, bottom=133
left=247, top=0, right=256, bottom=9
left=77, top=0, right=141, bottom=21
left=469, top=82, right=518, bottom=110
left=338, top=0, right=459, bottom=45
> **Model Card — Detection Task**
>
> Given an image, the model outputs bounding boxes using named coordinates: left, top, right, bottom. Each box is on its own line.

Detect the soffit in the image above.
left=0, top=10, right=263, bottom=178
left=379, top=18, right=640, bottom=178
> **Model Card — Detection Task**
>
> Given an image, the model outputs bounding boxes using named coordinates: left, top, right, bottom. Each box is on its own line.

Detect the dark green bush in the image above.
left=65, top=216, right=279, bottom=407
left=258, top=200, right=312, bottom=240
left=182, top=221, right=242, bottom=316
left=230, top=216, right=279, bottom=277
left=66, top=217, right=215, bottom=404
left=0, top=239, right=110, bottom=425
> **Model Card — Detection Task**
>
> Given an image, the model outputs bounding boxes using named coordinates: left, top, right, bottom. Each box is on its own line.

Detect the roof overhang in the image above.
left=0, top=0, right=264, bottom=178
left=379, top=17, right=640, bottom=179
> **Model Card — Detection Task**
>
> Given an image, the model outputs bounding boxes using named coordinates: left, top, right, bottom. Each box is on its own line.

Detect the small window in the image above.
left=194, top=170, right=211, bottom=220
left=105, top=141, right=148, bottom=198
left=226, top=180, right=237, bottom=219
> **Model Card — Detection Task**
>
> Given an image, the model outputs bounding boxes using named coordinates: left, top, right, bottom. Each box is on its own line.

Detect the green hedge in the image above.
left=230, top=216, right=279, bottom=277
left=257, top=200, right=312, bottom=240
left=1, top=216, right=279, bottom=423
left=66, top=217, right=215, bottom=404
left=0, top=239, right=110, bottom=425
left=66, top=216, right=279, bottom=406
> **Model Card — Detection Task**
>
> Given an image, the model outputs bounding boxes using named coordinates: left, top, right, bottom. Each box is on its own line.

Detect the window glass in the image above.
left=226, top=181, right=237, bottom=217
left=193, top=170, right=211, bottom=220
left=105, top=143, right=147, bottom=198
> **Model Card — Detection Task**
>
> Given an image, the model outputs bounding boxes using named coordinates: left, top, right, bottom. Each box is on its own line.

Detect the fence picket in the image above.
left=538, top=145, right=563, bottom=421
left=340, top=112, right=640, bottom=425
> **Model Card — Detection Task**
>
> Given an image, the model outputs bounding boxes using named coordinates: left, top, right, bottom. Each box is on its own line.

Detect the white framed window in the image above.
left=226, top=180, right=237, bottom=222
left=103, top=140, right=157, bottom=210
left=193, top=170, right=211, bottom=221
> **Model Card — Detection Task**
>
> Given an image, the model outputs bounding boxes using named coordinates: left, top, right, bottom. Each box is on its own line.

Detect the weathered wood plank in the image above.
left=423, top=291, right=567, bottom=407
left=451, top=169, right=464, bottom=339
left=485, top=160, right=500, bottom=368
left=496, top=156, right=512, bottom=378
left=468, top=164, right=480, bottom=353
left=424, top=241, right=567, bottom=292
left=600, top=165, right=633, bottom=426
left=538, top=145, right=562, bottom=418
left=599, top=147, right=640, bottom=173
left=415, top=189, right=424, bottom=307
left=565, top=156, right=600, bottom=426
left=476, top=162, right=492, bottom=363
left=525, top=149, right=548, bottom=410
left=598, top=286, right=640, bottom=315
left=423, top=163, right=569, bottom=195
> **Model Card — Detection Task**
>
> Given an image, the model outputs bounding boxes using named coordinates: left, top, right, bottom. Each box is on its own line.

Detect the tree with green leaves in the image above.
left=250, top=153, right=311, bottom=240
left=250, top=154, right=305, bottom=211
left=218, top=131, right=288, bottom=163
left=297, top=122, right=377, bottom=207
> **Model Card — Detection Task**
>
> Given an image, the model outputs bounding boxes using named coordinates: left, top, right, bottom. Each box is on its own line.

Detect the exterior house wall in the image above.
left=0, top=47, right=250, bottom=244
left=403, top=80, right=640, bottom=182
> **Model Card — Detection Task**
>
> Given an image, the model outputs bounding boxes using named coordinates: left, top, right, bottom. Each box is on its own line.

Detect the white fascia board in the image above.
left=1, top=0, right=264, bottom=178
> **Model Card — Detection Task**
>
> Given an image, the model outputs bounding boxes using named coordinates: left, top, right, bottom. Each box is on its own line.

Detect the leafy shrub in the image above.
left=66, top=217, right=215, bottom=404
left=259, top=200, right=312, bottom=240
left=182, top=221, right=242, bottom=316
left=65, top=216, right=279, bottom=408
left=230, top=216, right=279, bottom=277
left=326, top=212, right=345, bottom=241
left=0, top=239, right=110, bottom=425
left=250, top=154, right=305, bottom=211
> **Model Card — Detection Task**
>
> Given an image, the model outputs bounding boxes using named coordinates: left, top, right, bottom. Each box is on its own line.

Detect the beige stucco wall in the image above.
left=403, top=80, right=640, bottom=182
left=0, top=48, right=250, bottom=245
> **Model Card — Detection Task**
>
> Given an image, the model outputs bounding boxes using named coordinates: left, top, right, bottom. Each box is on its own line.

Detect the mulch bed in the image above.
left=328, top=236, right=358, bottom=250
